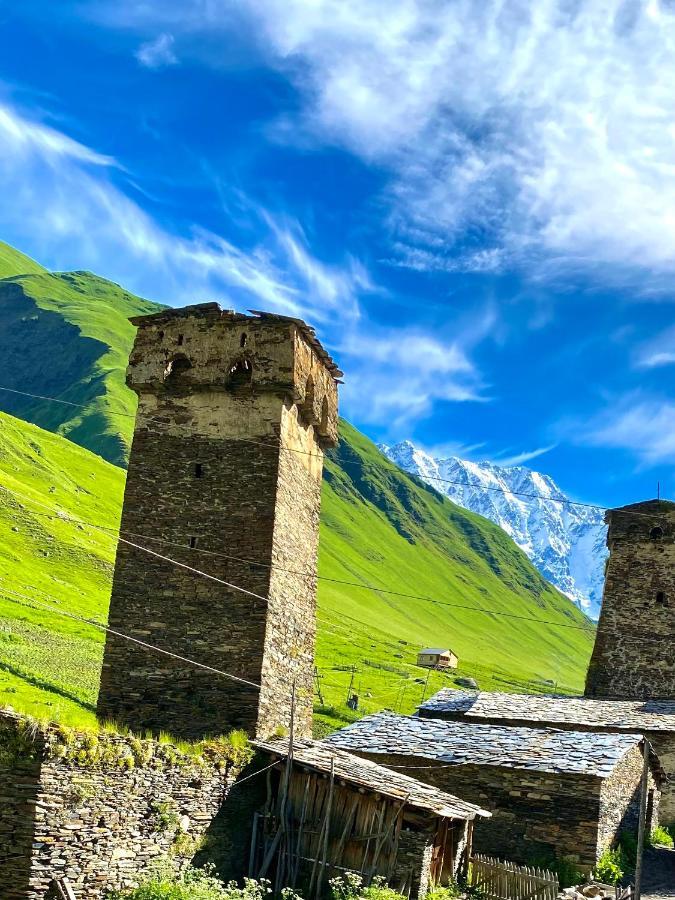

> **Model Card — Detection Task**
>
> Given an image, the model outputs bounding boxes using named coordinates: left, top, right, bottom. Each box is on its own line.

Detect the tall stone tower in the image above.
left=97, top=304, right=340, bottom=740
left=585, top=499, right=675, bottom=699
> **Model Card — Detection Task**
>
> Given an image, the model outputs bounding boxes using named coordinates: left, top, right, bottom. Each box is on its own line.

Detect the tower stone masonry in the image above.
left=97, top=303, right=341, bottom=740
left=585, top=499, right=675, bottom=700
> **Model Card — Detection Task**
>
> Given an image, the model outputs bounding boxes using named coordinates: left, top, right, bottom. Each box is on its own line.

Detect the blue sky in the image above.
left=1, top=1, right=675, bottom=508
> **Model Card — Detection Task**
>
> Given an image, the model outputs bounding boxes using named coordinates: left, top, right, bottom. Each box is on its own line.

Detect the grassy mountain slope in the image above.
left=0, top=241, right=46, bottom=278
left=0, top=243, right=162, bottom=465
left=0, top=410, right=594, bottom=734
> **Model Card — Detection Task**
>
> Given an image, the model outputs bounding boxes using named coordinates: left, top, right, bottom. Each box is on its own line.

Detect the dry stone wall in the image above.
left=0, top=710, right=250, bottom=899
left=596, top=744, right=659, bottom=856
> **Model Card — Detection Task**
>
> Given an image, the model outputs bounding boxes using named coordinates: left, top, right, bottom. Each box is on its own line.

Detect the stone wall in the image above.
left=650, top=734, right=675, bottom=823
left=392, top=829, right=434, bottom=900
left=586, top=500, right=675, bottom=700
left=351, top=752, right=614, bottom=871
left=0, top=710, right=251, bottom=899
left=98, top=306, right=339, bottom=740
left=597, top=744, right=660, bottom=856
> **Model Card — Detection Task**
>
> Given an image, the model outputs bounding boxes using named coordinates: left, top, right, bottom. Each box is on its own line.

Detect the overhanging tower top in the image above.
left=126, top=303, right=341, bottom=447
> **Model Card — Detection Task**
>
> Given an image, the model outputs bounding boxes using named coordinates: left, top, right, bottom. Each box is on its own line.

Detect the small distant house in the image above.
left=251, top=738, right=489, bottom=898
left=417, top=648, right=458, bottom=669
left=324, top=712, right=664, bottom=872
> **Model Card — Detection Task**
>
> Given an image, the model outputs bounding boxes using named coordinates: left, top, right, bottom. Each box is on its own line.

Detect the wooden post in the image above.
left=317, top=757, right=335, bottom=898
left=634, top=739, right=650, bottom=900
left=421, top=669, right=432, bottom=703
left=315, top=666, right=325, bottom=706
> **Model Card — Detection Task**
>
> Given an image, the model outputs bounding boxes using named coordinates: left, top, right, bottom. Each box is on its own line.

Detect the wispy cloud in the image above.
left=136, top=33, right=178, bottom=69
left=337, top=318, right=490, bottom=430
left=0, top=99, right=489, bottom=429
left=634, top=326, right=675, bottom=369
left=490, top=445, right=557, bottom=468
left=86, top=0, right=675, bottom=287
left=576, top=393, right=675, bottom=466
left=0, top=100, right=360, bottom=324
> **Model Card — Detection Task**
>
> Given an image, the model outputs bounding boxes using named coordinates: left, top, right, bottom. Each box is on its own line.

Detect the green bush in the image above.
left=525, top=854, right=581, bottom=889
left=108, top=866, right=292, bottom=900
left=648, top=825, right=674, bottom=849
left=329, top=873, right=405, bottom=900
left=594, top=848, right=623, bottom=886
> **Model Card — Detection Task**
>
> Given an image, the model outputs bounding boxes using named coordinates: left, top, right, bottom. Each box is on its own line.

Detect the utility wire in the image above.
left=0, top=382, right=665, bottom=519
left=0, top=580, right=261, bottom=691
left=1, top=483, right=595, bottom=633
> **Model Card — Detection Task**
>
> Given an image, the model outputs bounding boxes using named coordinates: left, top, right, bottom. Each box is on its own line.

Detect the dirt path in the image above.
left=643, top=848, right=675, bottom=899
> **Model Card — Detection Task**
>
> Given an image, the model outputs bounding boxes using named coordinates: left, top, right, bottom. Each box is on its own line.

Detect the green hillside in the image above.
left=0, top=410, right=594, bottom=735
left=0, top=241, right=162, bottom=466
left=0, top=239, right=594, bottom=735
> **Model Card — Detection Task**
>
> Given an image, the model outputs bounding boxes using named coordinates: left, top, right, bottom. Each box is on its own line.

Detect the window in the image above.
left=194, top=463, right=203, bottom=478
left=164, top=354, right=192, bottom=383
left=240, top=333, right=247, bottom=347
left=177, top=334, right=185, bottom=346
left=656, top=591, right=669, bottom=607
left=189, top=536, right=198, bottom=549
left=227, top=357, right=253, bottom=387
left=158, top=330, right=164, bottom=340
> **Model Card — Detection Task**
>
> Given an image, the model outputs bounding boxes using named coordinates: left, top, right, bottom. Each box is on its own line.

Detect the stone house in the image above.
left=419, top=688, right=675, bottom=823
left=324, top=713, right=663, bottom=872
left=416, top=648, right=458, bottom=669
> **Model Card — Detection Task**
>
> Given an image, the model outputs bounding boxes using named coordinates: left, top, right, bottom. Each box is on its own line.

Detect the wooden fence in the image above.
left=469, top=855, right=559, bottom=900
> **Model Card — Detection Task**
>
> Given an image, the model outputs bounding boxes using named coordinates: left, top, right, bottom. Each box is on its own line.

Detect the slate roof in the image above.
left=419, top=648, right=452, bottom=656
left=323, top=712, right=645, bottom=778
left=419, top=689, right=675, bottom=733
left=255, top=738, right=489, bottom=820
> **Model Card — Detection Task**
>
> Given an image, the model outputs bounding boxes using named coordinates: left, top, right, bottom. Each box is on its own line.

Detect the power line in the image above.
left=0, top=382, right=665, bottom=519
left=0, top=580, right=261, bottom=690
left=1, top=483, right=595, bottom=633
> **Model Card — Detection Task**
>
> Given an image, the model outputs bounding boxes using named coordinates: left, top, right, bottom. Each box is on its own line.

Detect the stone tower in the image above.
left=97, top=304, right=340, bottom=740
left=585, top=499, right=675, bottom=699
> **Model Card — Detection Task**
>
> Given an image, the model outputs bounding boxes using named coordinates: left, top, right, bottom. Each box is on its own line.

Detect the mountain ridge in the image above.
left=380, top=439, right=608, bottom=618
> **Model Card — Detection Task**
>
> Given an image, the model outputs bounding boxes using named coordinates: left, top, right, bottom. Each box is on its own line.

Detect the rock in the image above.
left=454, top=677, right=478, bottom=689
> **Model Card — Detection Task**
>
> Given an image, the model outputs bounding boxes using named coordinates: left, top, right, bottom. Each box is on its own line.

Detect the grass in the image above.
left=0, top=410, right=594, bottom=735
left=0, top=245, right=162, bottom=465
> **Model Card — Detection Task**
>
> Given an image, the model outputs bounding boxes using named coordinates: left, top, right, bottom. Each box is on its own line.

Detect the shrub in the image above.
left=525, top=854, right=582, bottom=889
left=108, top=867, right=279, bottom=900
left=594, top=848, right=623, bottom=886
left=329, top=873, right=406, bottom=900
left=648, top=825, right=674, bottom=849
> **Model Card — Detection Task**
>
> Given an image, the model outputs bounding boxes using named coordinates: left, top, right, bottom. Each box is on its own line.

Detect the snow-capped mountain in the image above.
left=380, top=440, right=607, bottom=619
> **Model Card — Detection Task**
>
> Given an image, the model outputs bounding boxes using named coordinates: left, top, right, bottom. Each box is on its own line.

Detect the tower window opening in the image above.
left=194, top=463, right=203, bottom=478
left=656, top=590, right=669, bottom=607
left=158, top=330, right=164, bottom=340
left=164, top=354, right=192, bottom=382
left=650, top=526, right=664, bottom=541
left=189, top=536, right=198, bottom=549
left=240, top=333, right=247, bottom=347
left=177, top=334, right=185, bottom=346
left=228, top=357, right=253, bottom=386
